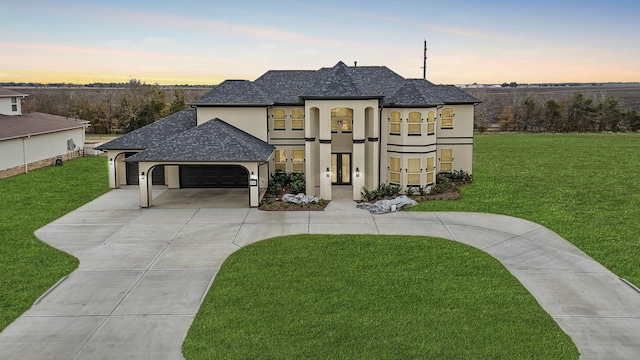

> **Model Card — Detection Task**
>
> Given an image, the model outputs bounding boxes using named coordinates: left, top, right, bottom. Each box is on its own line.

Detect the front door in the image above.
left=331, top=153, right=351, bottom=185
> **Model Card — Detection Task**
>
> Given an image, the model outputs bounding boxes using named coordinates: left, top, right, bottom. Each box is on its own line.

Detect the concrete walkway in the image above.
left=1, top=189, right=639, bottom=359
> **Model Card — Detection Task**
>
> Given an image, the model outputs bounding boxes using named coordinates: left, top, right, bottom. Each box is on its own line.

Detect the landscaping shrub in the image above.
left=438, top=169, right=473, bottom=185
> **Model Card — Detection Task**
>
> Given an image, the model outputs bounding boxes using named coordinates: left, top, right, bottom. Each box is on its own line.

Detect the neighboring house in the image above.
left=98, top=61, right=478, bottom=207
left=0, top=88, right=88, bottom=179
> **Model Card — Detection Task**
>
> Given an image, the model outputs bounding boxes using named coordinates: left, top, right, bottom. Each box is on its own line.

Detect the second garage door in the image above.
left=179, top=165, right=248, bottom=188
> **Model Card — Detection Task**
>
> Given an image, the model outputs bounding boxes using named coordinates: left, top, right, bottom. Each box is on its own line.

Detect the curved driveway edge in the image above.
left=0, top=189, right=639, bottom=359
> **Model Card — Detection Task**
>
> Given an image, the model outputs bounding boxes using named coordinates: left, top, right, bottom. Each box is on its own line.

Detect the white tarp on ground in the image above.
left=357, top=195, right=418, bottom=214
left=282, top=193, right=321, bottom=205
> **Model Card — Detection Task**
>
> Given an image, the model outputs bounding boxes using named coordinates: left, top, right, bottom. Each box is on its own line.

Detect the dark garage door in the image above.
left=125, top=155, right=165, bottom=185
left=180, top=165, right=248, bottom=188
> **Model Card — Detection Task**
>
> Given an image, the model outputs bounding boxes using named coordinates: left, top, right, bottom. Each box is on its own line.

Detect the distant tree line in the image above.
left=21, top=79, right=201, bottom=134
left=474, top=91, right=640, bottom=133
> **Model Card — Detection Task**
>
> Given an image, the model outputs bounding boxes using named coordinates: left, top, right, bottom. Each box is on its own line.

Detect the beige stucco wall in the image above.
left=303, top=99, right=378, bottom=200
left=0, top=128, right=85, bottom=171
left=196, top=107, right=268, bottom=141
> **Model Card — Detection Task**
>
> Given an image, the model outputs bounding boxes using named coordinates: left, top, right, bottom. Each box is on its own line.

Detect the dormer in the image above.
left=0, top=88, right=28, bottom=116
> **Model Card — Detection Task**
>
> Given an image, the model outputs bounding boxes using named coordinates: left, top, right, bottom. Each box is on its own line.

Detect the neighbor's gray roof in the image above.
left=96, top=109, right=197, bottom=151
left=125, top=118, right=274, bottom=163
left=0, top=88, right=28, bottom=97
left=190, top=61, right=477, bottom=106
left=0, top=112, right=86, bottom=140
left=190, top=80, right=273, bottom=106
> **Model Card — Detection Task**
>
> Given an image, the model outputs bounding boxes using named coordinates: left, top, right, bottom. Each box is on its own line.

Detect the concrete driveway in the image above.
left=0, top=189, right=639, bottom=359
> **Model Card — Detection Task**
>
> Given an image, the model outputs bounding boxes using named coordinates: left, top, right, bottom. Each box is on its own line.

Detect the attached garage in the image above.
left=125, top=153, right=165, bottom=185
left=179, top=165, right=248, bottom=188
left=119, top=118, right=274, bottom=208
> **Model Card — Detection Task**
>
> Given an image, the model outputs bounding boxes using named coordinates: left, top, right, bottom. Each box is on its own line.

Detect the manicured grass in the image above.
left=0, top=157, right=109, bottom=331
left=183, top=235, right=578, bottom=359
left=411, top=133, right=640, bottom=287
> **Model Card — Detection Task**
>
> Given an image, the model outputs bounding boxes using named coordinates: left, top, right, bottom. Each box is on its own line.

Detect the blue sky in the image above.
left=1, top=0, right=639, bottom=84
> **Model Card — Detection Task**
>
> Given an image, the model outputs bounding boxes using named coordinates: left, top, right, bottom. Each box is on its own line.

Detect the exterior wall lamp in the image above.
left=109, top=158, right=113, bottom=165
left=140, top=172, right=145, bottom=181
left=326, top=167, right=330, bottom=177
left=355, top=167, right=360, bottom=177
left=250, top=171, right=256, bottom=180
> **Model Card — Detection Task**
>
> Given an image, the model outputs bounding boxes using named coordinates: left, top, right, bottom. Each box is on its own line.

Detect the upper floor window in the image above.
left=427, top=111, right=435, bottom=134
left=408, top=112, right=421, bottom=135
left=11, top=97, right=17, bottom=112
left=273, top=109, right=286, bottom=130
left=441, top=108, right=453, bottom=128
left=389, top=111, right=401, bottom=135
left=331, top=107, right=353, bottom=133
left=291, top=108, right=304, bottom=130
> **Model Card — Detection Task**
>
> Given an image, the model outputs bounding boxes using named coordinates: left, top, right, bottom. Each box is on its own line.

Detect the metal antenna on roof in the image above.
left=422, top=40, right=427, bottom=80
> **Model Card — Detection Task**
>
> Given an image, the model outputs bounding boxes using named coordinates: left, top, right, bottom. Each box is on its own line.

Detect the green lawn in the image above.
left=0, top=157, right=109, bottom=331
left=183, top=235, right=578, bottom=359
left=412, top=133, right=640, bottom=287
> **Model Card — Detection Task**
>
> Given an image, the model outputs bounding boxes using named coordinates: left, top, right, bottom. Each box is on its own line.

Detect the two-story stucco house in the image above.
left=98, top=61, right=478, bottom=207
left=0, top=88, right=88, bottom=178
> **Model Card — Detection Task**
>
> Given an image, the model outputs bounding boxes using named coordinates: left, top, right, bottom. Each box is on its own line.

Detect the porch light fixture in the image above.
left=251, top=171, right=256, bottom=180
left=109, top=158, right=113, bottom=165
left=355, top=167, right=360, bottom=177
left=140, top=172, right=145, bottom=181
left=326, top=167, right=330, bottom=177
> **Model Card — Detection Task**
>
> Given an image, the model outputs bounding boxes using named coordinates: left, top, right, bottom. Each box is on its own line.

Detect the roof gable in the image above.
left=387, top=79, right=444, bottom=107
left=301, top=61, right=384, bottom=98
left=126, top=118, right=274, bottom=163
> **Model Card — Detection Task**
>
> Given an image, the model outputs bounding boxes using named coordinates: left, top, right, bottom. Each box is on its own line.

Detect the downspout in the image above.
left=378, top=105, right=383, bottom=185
left=22, top=135, right=30, bottom=173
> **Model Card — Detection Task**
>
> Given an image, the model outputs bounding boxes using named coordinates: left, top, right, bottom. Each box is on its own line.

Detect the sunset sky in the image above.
left=1, top=0, right=639, bottom=85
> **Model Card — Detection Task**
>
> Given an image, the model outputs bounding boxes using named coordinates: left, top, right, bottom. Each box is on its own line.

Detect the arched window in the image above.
left=441, top=108, right=453, bottom=128
left=331, top=107, right=353, bottom=133
left=408, top=112, right=421, bottom=135
left=389, top=111, right=401, bottom=135
left=427, top=111, right=435, bottom=134
left=291, top=108, right=304, bottom=130
left=273, top=109, right=286, bottom=130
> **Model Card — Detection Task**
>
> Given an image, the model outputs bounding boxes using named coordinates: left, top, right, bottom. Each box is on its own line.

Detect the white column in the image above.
left=319, top=142, right=332, bottom=200
left=138, top=162, right=152, bottom=208
left=107, top=151, right=117, bottom=188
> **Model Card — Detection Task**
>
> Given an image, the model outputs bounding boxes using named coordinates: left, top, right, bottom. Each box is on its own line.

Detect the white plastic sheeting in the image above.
left=282, top=193, right=321, bottom=205
left=357, top=195, right=418, bottom=214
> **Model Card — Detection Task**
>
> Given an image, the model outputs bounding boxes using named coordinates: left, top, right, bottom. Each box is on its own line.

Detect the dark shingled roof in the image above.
left=125, top=119, right=274, bottom=163
left=386, top=79, right=444, bottom=107
left=435, top=85, right=480, bottom=104
left=190, top=80, right=273, bottom=106
left=0, top=112, right=86, bottom=140
left=301, top=61, right=384, bottom=99
left=253, top=70, right=316, bottom=104
left=96, top=109, right=196, bottom=151
left=190, top=61, right=477, bottom=106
